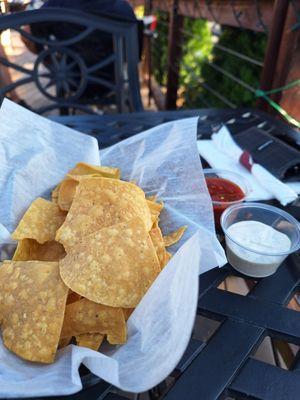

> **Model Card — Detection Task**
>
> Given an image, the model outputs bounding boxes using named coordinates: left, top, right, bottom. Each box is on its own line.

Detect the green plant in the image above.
left=152, top=11, right=169, bottom=86
left=152, top=13, right=267, bottom=109
left=197, top=27, right=267, bottom=108
left=179, top=18, right=213, bottom=106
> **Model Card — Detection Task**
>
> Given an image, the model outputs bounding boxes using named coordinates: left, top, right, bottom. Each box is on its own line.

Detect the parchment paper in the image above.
left=0, top=100, right=226, bottom=398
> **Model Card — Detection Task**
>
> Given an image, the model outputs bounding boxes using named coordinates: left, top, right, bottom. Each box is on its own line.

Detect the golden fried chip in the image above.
left=146, top=195, right=157, bottom=202
left=59, top=218, right=160, bottom=307
left=12, top=198, right=66, bottom=244
left=58, top=336, right=72, bottom=349
left=152, top=220, right=159, bottom=229
left=147, top=200, right=163, bottom=213
left=149, top=225, right=167, bottom=269
left=61, top=298, right=126, bottom=344
left=123, top=308, right=134, bottom=321
left=12, top=239, right=65, bottom=261
left=51, top=183, right=60, bottom=203
left=56, top=178, right=152, bottom=250
left=67, top=290, right=82, bottom=305
left=0, top=261, right=68, bottom=363
left=68, top=163, right=120, bottom=179
left=55, top=163, right=120, bottom=212
left=57, top=178, right=78, bottom=211
left=66, top=174, right=106, bottom=181
left=58, top=172, right=121, bottom=211
left=163, top=251, right=172, bottom=267
left=164, top=226, right=187, bottom=247
left=147, top=200, right=163, bottom=225
left=75, top=333, right=104, bottom=351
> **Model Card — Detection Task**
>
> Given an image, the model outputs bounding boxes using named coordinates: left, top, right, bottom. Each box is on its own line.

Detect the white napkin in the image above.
left=0, top=101, right=226, bottom=398
left=198, top=125, right=299, bottom=205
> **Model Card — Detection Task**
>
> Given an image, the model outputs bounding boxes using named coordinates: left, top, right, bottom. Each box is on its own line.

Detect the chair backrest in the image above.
left=0, top=8, right=143, bottom=114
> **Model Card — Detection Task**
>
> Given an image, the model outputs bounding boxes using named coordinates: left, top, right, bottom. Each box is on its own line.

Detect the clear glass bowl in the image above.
left=221, top=202, right=300, bottom=277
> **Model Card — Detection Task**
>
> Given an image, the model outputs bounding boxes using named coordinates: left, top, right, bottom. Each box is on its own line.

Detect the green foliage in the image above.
left=152, top=13, right=267, bottom=108
left=180, top=18, right=213, bottom=86
left=197, top=27, right=267, bottom=108
left=152, top=11, right=169, bottom=86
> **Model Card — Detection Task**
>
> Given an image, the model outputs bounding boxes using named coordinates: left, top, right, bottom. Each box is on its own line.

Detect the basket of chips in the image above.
left=0, top=100, right=225, bottom=397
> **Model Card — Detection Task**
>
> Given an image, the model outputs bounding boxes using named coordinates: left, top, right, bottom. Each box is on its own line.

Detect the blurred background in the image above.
left=0, top=0, right=299, bottom=125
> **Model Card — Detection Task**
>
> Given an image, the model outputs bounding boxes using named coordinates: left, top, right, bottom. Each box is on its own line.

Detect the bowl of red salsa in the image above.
left=204, top=169, right=250, bottom=228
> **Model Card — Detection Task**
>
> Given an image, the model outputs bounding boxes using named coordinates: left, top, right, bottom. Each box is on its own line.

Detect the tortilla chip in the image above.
left=59, top=173, right=121, bottom=211
left=150, top=211, right=160, bottom=225
left=0, top=261, right=68, bottom=363
left=149, top=225, right=167, bottom=269
left=147, top=200, right=163, bottom=213
left=56, top=163, right=120, bottom=212
left=12, top=198, right=66, bottom=244
left=146, top=195, right=157, bottom=202
left=57, top=178, right=78, bottom=211
left=147, top=200, right=163, bottom=225
left=75, top=333, right=104, bottom=351
left=163, top=251, right=172, bottom=267
left=58, top=337, right=72, bottom=349
left=12, top=239, right=66, bottom=261
left=152, top=220, right=159, bottom=229
left=67, top=290, right=82, bottom=305
left=59, top=218, right=160, bottom=307
left=68, top=163, right=120, bottom=179
left=61, top=298, right=126, bottom=344
left=51, top=184, right=60, bottom=202
left=164, top=226, right=187, bottom=247
left=56, top=178, right=152, bottom=250
left=123, top=308, right=134, bottom=321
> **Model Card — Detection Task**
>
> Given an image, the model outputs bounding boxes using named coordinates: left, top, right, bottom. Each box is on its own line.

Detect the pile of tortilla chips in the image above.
left=0, top=162, right=186, bottom=364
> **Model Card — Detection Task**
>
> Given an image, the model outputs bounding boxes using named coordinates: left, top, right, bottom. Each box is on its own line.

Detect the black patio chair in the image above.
left=0, top=8, right=143, bottom=114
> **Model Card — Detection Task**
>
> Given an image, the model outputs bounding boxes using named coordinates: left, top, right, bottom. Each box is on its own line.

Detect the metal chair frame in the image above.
left=0, top=8, right=143, bottom=114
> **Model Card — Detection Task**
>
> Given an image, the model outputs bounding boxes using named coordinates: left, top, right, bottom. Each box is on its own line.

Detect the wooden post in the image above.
left=257, top=0, right=290, bottom=110
left=165, top=0, right=184, bottom=110
left=277, top=37, right=300, bottom=122
left=142, top=0, right=153, bottom=107
left=140, top=0, right=168, bottom=110
left=150, top=76, right=166, bottom=110
left=271, top=3, right=300, bottom=122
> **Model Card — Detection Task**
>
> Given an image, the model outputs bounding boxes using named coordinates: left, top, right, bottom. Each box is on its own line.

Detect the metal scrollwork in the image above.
left=33, top=47, right=87, bottom=102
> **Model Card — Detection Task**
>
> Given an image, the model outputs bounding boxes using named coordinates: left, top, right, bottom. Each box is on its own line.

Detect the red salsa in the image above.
left=205, top=177, right=245, bottom=227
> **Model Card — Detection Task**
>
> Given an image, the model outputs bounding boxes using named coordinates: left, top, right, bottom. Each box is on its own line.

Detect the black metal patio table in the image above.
left=46, top=108, right=300, bottom=400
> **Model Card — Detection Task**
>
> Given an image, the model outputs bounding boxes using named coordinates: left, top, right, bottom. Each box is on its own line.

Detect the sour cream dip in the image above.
left=225, top=220, right=291, bottom=277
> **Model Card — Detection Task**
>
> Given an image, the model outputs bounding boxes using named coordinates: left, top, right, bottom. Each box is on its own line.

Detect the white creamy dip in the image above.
left=225, top=220, right=291, bottom=277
